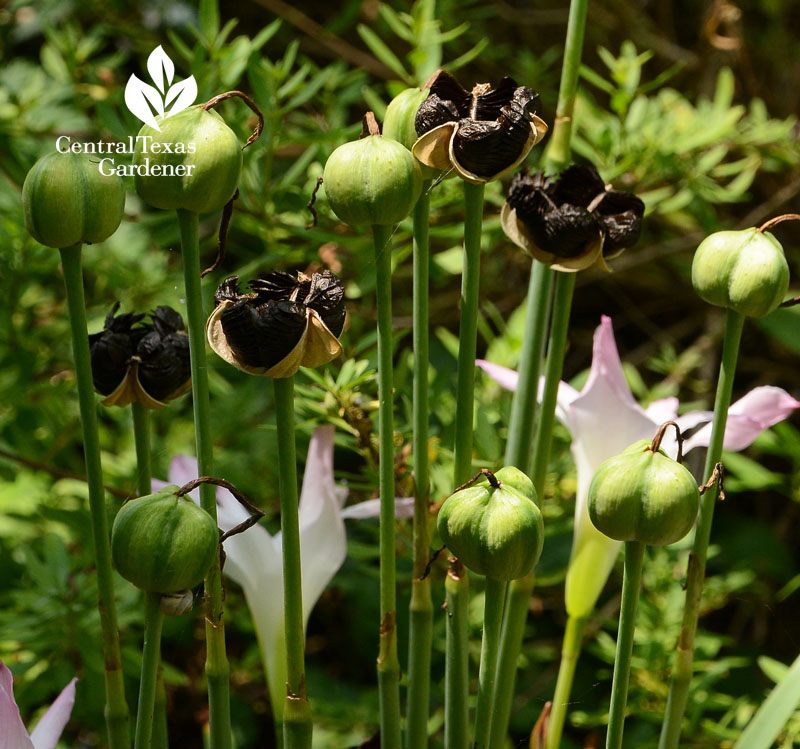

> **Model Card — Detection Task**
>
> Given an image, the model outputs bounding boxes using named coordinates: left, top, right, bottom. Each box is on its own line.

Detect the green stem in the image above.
left=444, top=559, right=470, bottom=749
left=373, top=224, right=402, bottom=749
left=131, top=401, right=169, bottom=745
left=407, top=184, right=433, bottom=749
left=545, top=615, right=588, bottom=749
left=505, top=261, right=554, bottom=473
left=177, top=209, right=231, bottom=749
left=473, top=578, right=507, bottom=748
left=273, top=376, right=312, bottom=749
left=488, top=571, right=536, bottom=749
left=542, top=0, right=589, bottom=173
left=59, top=245, right=130, bottom=749
left=152, top=669, right=168, bottom=749
left=606, top=541, right=645, bottom=749
left=134, top=592, right=165, bottom=749
left=659, top=310, right=745, bottom=748
left=487, top=264, right=554, bottom=746
left=531, top=272, right=576, bottom=494
left=453, top=181, right=485, bottom=486
left=131, top=402, right=152, bottom=498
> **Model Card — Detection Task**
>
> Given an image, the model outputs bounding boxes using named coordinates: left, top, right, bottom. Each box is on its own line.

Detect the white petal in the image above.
left=28, top=678, right=77, bottom=749
left=476, top=359, right=519, bottom=391
left=0, top=662, right=34, bottom=749
left=341, top=496, right=416, bottom=520
left=644, top=397, right=679, bottom=425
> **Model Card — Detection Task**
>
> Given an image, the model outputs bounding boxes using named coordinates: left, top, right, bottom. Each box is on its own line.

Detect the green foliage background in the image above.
left=1, top=0, right=800, bottom=746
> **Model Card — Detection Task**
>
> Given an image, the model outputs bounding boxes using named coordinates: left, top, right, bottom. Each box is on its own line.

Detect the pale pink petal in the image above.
left=297, top=425, right=347, bottom=626
left=644, top=397, right=680, bottom=425
left=0, top=662, right=34, bottom=749
left=341, top=496, right=416, bottom=520
left=683, top=387, right=800, bottom=453
left=476, top=359, right=519, bottom=392
left=29, top=678, right=77, bottom=749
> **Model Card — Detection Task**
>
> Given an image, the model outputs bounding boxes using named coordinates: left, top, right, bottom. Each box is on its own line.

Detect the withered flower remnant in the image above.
left=89, top=304, right=192, bottom=409
left=412, top=70, right=548, bottom=184
left=501, top=165, right=645, bottom=272
left=206, top=270, right=346, bottom=378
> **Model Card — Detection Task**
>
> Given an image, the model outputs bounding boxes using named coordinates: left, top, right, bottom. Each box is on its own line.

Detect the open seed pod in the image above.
left=207, top=270, right=346, bottom=378
left=89, top=304, right=191, bottom=409
left=501, top=165, right=644, bottom=272
left=412, top=69, right=547, bottom=184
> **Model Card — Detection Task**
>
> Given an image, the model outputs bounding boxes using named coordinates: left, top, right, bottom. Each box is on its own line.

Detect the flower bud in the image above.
left=22, top=151, right=125, bottom=248
left=691, top=228, right=789, bottom=318
left=437, top=467, right=543, bottom=580
left=323, top=112, right=423, bottom=227
left=133, top=105, right=242, bottom=213
left=111, top=485, right=219, bottom=593
left=588, top=437, right=699, bottom=547
left=207, top=269, right=346, bottom=377
left=89, top=304, right=191, bottom=409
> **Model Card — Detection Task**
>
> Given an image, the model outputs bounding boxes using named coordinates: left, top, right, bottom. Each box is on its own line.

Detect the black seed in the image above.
left=89, top=303, right=146, bottom=395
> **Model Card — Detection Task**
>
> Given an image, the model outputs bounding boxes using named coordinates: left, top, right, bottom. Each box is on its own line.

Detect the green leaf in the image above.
left=446, top=37, right=489, bottom=73
left=735, top=653, right=800, bottom=749
left=378, top=5, right=414, bottom=43
left=199, top=0, right=220, bottom=44
left=356, top=24, right=411, bottom=83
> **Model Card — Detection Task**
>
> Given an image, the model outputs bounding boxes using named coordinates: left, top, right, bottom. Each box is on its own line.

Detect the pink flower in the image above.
left=478, top=316, right=799, bottom=617
left=0, top=661, right=76, bottom=749
left=155, top=425, right=413, bottom=721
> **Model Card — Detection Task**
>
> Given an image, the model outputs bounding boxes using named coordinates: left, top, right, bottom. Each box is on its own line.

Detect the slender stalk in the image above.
left=453, top=181, right=485, bottom=486
left=487, top=264, right=553, bottom=746
left=606, top=541, right=645, bottom=749
left=151, top=671, right=168, bottom=749
left=545, top=615, right=588, bottom=749
left=542, top=0, right=589, bottom=173
left=134, top=592, right=165, bottom=749
left=445, top=558, right=470, bottom=749
left=131, top=402, right=152, bottom=498
left=406, top=184, right=433, bottom=749
left=504, top=261, right=553, bottom=473
left=59, top=244, right=130, bottom=749
left=531, top=272, right=576, bottom=493
left=473, top=578, right=507, bottom=748
left=488, top=570, right=535, bottom=749
left=373, top=224, right=402, bottom=749
left=659, top=310, right=745, bottom=748
left=273, top=375, right=312, bottom=748
left=131, top=401, right=168, bottom=745
left=177, top=209, right=231, bottom=749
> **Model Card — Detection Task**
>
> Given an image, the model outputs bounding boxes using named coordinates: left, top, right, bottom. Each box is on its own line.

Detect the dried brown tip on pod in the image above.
left=89, top=304, right=191, bottom=409
left=207, top=270, right=346, bottom=378
left=502, top=165, right=644, bottom=272
left=412, top=69, right=548, bottom=184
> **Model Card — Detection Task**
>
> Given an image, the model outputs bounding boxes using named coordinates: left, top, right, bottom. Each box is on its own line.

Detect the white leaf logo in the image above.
left=124, top=45, right=197, bottom=131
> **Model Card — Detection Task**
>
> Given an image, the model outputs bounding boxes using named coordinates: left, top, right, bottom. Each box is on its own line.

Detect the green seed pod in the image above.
left=588, top=432, right=700, bottom=547
left=111, top=485, right=219, bottom=593
left=691, top=228, right=789, bottom=318
left=383, top=87, right=437, bottom=180
left=22, top=151, right=125, bottom=248
left=323, top=112, right=423, bottom=227
left=437, top=467, right=543, bottom=580
left=133, top=105, right=242, bottom=213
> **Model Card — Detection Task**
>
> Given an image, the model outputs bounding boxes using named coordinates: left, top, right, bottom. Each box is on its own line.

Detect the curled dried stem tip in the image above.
left=530, top=701, right=552, bottom=749
left=306, top=177, right=324, bottom=229
left=202, top=189, right=239, bottom=278
left=420, top=544, right=447, bottom=581
left=176, top=475, right=264, bottom=541
left=699, top=462, right=725, bottom=500
left=758, top=214, right=800, bottom=233
left=447, top=555, right=466, bottom=580
left=360, top=111, right=381, bottom=138
left=201, top=90, right=264, bottom=150
left=453, top=467, right=501, bottom=494
left=650, top=420, right=684, bottom=463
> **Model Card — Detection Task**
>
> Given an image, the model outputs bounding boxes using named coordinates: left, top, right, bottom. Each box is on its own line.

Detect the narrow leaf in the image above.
left=356, top=24, right=411, bottom=82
